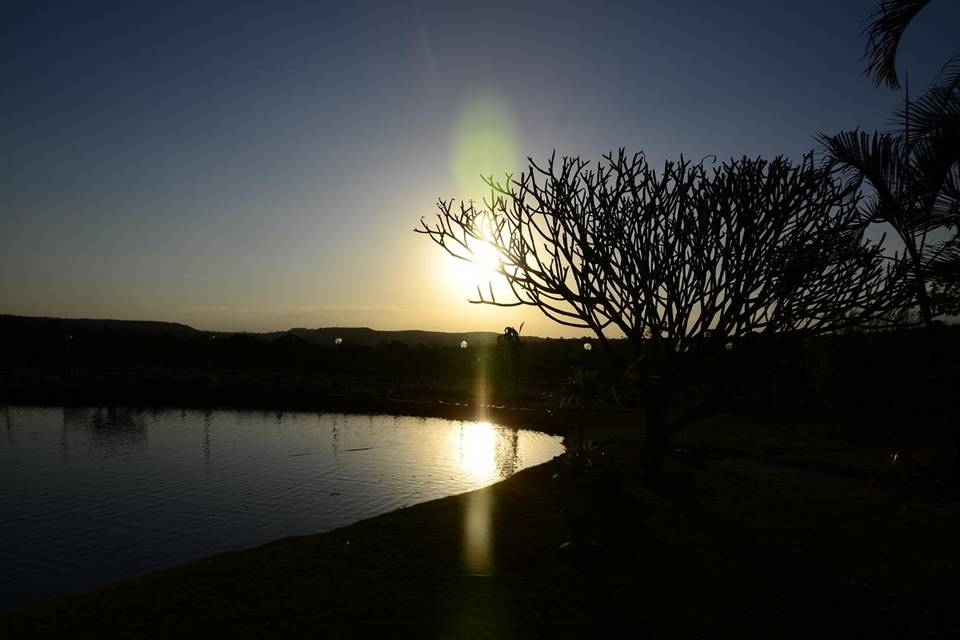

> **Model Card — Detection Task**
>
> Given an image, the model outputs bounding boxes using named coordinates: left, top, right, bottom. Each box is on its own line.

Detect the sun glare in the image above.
left=445, top=237, right=503, bottom=297
left=457, top=421, right=498, bottom=480
left=472, top=239, right=501, bottom=278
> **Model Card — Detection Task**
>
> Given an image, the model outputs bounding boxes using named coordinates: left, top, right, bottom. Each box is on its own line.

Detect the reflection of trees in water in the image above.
left=495, top=427, right=520, bottom=478
left=202, top=408, right=213, bottom=463
left=329, top=414, right=339, bottom=462
left=60, top=407, right=149, bottom=454
left=3, top=405, right=12, bottom=445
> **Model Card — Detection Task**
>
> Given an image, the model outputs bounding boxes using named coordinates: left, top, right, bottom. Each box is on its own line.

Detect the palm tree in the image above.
left=820, top=1, right=960, bottom=330
left=863, top=0, right=934, bottom=88
left=818, top=116, right=959, bottom=329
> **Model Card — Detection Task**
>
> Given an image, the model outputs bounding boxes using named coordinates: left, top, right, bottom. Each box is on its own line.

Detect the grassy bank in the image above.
left=2, top=413, right=958, bottom=639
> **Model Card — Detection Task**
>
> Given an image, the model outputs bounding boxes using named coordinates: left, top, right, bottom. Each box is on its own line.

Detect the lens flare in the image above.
left=451, top=92, right=519, bottom=201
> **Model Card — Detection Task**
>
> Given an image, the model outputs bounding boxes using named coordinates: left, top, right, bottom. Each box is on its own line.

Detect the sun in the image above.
left=472, top=240, right=500, bottom=277
left=445, top=236, right=503, bottom=297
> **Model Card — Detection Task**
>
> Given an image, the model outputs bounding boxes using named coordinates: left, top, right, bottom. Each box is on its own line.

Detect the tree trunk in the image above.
left=643, top=404, right=669, bottom=486
left=903, top=241, right=940, bottom=366
left=905, top=242, right=936, bottom=332
left=914, top=274, right=941, bottom=365
left=912, top=269, right=935, bottom=332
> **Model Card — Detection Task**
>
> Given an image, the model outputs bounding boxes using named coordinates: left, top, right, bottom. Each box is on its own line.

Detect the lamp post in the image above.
left=63, top=334, right=73, bottom=379
left=459, top=340, right=469, bottom=388
left=206, top=335, right=216, bottom=372
left=333, top=337, right=342, bottom=379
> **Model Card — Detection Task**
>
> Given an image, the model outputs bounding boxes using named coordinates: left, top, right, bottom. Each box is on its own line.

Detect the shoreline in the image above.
left=0, top=369, right=644, bottom=439
left=0, top=458, right=597, bottom=638
left=0, top=404, right=570, bottom=617
left=1, top=390, right=572, bottom=438
left=2, top=409, right=957, bottom=638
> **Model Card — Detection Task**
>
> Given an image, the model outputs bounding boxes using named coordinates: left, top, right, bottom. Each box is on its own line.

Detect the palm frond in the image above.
left=931, top=55, right=960, bottom=95
left=863, top=0, right=933, bottom=88
left=907, top=126, right=960, bottom=227
left=818, top=130, right=910, bottom=225
left=926, top=238, right=960, bottom=314
left=891, top=55, right=960, bottom=137
left=924, top=238, right=960, bottom=273
left=933, top=167, right=960, bottom=224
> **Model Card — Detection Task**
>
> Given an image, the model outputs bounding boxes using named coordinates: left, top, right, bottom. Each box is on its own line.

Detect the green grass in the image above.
left=3, top=416, right=958, bottom=639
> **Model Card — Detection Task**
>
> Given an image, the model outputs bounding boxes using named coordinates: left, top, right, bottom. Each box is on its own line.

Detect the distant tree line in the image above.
left=2, top=315, right=956, bottom=441
left=0, top=318, right=610, bottom=384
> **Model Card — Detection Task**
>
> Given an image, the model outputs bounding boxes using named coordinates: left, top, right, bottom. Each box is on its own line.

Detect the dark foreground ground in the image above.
left=2, top=414, right=958, bottom=639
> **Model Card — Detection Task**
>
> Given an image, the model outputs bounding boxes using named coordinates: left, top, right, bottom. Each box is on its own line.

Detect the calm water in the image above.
left=0, top=406, right=563, bottom=611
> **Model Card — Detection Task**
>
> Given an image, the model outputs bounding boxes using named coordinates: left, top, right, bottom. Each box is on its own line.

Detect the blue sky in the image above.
left=2, top=0, right=958, bottom=336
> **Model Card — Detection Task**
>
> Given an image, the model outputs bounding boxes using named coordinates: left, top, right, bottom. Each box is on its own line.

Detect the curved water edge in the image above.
left=0, top=405, right=564, bottom=612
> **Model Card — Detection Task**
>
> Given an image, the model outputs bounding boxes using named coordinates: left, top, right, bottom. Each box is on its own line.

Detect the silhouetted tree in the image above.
left=821, top=0, right=960, bottom=330
left=819, top=122, right=959, bottom=329
left=418, top=150, right=900, bottom=482
left=496, top=324, right=523, bottom=395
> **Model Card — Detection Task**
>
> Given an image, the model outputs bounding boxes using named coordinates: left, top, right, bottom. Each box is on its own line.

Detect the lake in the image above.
left=0, top=406, right=564, bottom=611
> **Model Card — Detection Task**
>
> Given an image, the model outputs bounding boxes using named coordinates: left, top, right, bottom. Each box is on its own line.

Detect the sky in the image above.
left=2, top=0, right=959, bottom=337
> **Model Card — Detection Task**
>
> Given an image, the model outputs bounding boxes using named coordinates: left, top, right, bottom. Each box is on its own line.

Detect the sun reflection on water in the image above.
left=453, top=420, right=519, bottom=577
left=458, top=421, right=498, bottom=480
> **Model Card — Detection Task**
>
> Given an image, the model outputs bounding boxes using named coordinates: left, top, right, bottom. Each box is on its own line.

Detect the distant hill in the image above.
left=0, top=315, right=540, bottom=347
left=0, top=314, right=202, bottom=338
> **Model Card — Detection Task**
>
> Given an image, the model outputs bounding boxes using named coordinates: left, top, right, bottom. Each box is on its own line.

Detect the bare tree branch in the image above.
left=417, top=150, right=905, bottom=479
